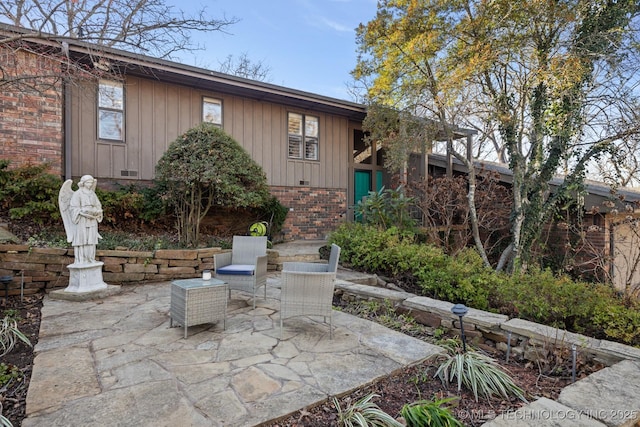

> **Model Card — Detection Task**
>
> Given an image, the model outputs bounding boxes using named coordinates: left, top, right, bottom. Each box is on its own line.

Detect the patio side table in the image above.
left=170, top=278, right=228, bottom=338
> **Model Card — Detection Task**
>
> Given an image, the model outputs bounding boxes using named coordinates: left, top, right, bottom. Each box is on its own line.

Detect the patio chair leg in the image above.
left=329, top=315, right=333, bottom=340
left=280, top=316, right=284, bottom=339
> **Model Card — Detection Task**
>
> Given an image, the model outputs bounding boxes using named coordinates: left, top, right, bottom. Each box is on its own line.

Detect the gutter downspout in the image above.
left=63, top=78, right=72, bottom=180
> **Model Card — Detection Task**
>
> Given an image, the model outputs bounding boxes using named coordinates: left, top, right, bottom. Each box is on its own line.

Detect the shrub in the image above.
left=591, top=300, right=640, bottom=346
left=492, top=268, right=603, bottom=330
left=333, top=393, right=402, bottom=427
left=329, top=223, right=414, bottom=273
left=96, top=185, right=146, bottom=226
left=434, top=340, right=527, bottom=402
left=139, top=181, right=168, bottom=222
left=255, top=195, right=288, bottom=242
left=155, top=124, right=271, bottom=246
left=414, top=248, right=500, bottom=310
left=330, top=224, right=499, bottom=310
left=354, top=185, right=417, bottom=232
left=329, top=225, right=640, bottom=346
left=0, top=161, right=62, bottom=224
left=400, top=397, right=463, bottom=427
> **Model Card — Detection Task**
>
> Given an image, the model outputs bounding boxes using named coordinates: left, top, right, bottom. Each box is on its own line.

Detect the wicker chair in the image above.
left=214, top=236, right=268, bottom=309
left=279, top=244, right=341, bottom=339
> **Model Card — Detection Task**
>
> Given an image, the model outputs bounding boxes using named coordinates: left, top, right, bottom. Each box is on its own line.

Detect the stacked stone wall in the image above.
left=0, top=244, right=226, bottom=295
left=336, top=282, right=640, bottom=368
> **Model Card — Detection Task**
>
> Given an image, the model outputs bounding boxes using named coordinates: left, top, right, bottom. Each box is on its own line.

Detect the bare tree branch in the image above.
left=1, top=0, right=238, bottom=58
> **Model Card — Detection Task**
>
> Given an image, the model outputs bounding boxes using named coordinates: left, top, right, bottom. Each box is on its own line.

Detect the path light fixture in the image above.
left=451, top=303, right=469, bottom=352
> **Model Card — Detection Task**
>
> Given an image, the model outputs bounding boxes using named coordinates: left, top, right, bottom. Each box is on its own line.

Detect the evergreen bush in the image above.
left=0, top=161, right=61, bottom=224
left=329, top=223, right=640, bottom=347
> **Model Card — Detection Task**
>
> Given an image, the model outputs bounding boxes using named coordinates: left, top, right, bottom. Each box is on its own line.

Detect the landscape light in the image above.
left=451, top=303, right=469, bottom=352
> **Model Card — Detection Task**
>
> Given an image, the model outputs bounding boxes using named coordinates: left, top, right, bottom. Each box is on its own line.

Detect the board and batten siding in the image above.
left=69, top=76, right=350, bottom=189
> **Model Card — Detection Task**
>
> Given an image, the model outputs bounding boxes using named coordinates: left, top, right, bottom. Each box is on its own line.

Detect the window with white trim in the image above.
left=288, top=113, right=318, bottom=160
left=202, top=97, right=222, bottom=126
left=98, top=80, right=124, bottom=141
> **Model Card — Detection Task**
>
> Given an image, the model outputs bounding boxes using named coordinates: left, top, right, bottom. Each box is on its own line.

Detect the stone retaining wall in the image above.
left=0, top=244, right=224, bottom=295
left=336, top=280, right=640, bottom=368
left=0, top=244, right=283, bottom=295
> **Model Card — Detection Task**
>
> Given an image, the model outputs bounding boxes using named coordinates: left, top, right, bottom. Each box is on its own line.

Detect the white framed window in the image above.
left=288, top=113, right=318, bottom=160
left=98, top=80, right=124, bottom=141
left=202, top=97, right=222, bottom=126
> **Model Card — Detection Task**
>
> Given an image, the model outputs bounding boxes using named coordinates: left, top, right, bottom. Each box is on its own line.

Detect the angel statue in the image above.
left=59, top=175, right=103, bottom=265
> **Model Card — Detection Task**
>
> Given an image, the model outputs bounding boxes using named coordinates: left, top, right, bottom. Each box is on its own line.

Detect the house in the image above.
left=4, top=24, right=638, bottom=292
left=0, top=23, right=381, bottom=240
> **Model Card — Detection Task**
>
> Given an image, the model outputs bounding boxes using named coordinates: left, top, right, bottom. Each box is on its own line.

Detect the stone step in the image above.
left=486, top=360, right=640, bottom=427
left=558, top=359, right=640, bottom=427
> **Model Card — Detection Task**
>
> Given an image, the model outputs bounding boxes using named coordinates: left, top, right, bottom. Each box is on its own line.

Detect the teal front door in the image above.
left=354, top=170, right=371, bottom=222
left=376, top=170, right=383, bottom=192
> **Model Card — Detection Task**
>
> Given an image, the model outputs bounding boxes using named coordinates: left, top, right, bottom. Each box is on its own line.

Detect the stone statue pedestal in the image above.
left=65, top=262, right=108, bottom=293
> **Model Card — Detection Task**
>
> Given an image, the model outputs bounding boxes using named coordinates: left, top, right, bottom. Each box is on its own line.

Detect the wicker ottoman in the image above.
left=170, top=278, right=228, bottom=338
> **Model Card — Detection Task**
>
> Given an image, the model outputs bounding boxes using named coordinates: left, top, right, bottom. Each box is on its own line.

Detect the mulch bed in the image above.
left=1, top=293, right=42, bottom=426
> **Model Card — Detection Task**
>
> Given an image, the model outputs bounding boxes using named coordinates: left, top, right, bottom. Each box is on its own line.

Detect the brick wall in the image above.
left=0, top=46, right=64, bottom=175
left=542, top=213, right=609, bottom=281
left=270, top=186, right=347, bottom=240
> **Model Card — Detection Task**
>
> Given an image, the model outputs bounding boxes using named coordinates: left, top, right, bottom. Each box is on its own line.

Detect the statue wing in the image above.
left=58, top=179, right=75, bottom=243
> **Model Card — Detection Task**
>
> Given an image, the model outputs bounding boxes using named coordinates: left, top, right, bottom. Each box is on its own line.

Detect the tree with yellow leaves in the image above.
left=354, top=0, right=640, bottom=272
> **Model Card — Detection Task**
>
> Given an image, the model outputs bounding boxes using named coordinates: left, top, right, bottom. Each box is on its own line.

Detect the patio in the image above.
left=22, top=272, right=442, bottom=427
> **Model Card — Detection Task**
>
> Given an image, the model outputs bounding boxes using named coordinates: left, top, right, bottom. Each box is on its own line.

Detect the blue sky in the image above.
left=167, top=0, right=379, bottom=101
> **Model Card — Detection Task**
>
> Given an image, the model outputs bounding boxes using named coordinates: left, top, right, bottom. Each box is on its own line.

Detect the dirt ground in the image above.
left=1, top=294, right=42, bottom=426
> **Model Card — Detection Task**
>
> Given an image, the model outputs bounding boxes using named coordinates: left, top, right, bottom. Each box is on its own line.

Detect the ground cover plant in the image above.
left=400, top=397, right=463, bottom=427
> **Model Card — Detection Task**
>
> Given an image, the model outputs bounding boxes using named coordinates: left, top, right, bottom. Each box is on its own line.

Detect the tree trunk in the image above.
left=448, top=140, right=491, bottom=268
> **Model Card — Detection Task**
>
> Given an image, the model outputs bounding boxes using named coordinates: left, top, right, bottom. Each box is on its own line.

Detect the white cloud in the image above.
left=319, top=16, right=353, bottom=33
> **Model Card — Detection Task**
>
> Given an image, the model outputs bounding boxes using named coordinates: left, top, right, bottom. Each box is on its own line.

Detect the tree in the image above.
left=0, top=0, right=237, bottom=95
left=592, top=107, right=640, bottom=187
left=155, top=123, right=271, bottom=247
left=354, top=3, right=492, bottom=268
left=0, top=0, right=237, bottom=58
left=217, top=52, right=272, bottom=82
left=354, top=0, right=640, bottom=272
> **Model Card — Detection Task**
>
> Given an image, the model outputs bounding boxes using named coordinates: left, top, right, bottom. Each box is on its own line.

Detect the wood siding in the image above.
left=69, top=76, right=350, bottom=189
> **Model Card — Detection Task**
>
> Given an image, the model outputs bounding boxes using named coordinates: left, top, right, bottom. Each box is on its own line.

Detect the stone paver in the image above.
left=482, top=397, right=607, bottom=427
left=23, top=276, right=443, bottom=427
left=558, top=359, right=640, bottom=427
